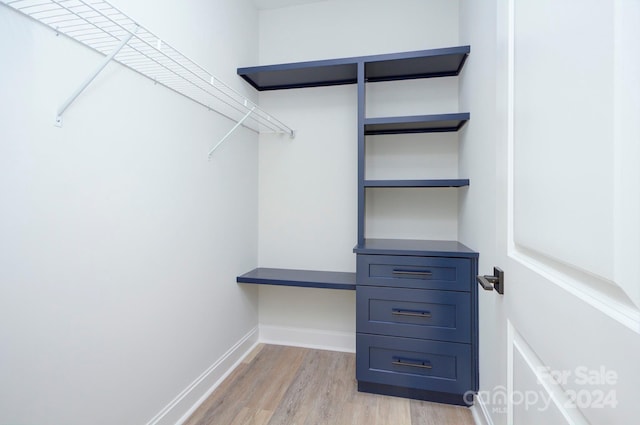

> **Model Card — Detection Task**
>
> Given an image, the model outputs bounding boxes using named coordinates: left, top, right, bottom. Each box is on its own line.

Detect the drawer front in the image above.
left=356, top=255, right=471, bottom=291
left=357, top=286, right=471, bottom=343
left=356, top=334, right=472, bottom=395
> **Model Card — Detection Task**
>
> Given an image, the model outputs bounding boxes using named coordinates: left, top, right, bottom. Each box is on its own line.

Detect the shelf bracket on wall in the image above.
left=208, top=106, right=256, bottom=158
left=55, top=27, right=138, bottom=127
left=2, top=0, right=295, bottom=156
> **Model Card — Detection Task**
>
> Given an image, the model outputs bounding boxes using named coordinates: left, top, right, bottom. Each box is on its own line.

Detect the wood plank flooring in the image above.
left=184, top=344, right=474, bottom=425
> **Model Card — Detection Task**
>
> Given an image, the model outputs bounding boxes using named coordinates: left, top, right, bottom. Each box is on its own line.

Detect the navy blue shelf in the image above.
left=364, top=179, right=469, bottom=188
left=238, top=46, right=469, bottom=91
left=365, top=46, right=470, bottom=82
left=353, top=238, right=479, bottom=258
left=364, top=113, right=469, bottom=135
left=237, top=268, right=356, bottom=290
left=238, top=59, right=357, bottom=91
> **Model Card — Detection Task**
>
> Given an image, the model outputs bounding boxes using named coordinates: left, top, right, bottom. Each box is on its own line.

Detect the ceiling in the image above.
left=253, top=0, right=328, bottom=10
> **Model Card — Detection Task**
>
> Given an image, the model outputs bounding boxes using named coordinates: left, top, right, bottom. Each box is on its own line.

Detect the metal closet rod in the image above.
left=1, top=0, right=295, bottom=154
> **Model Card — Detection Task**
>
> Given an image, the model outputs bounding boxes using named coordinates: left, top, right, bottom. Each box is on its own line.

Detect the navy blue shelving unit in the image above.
left=236, top=46, right=478, bottom=406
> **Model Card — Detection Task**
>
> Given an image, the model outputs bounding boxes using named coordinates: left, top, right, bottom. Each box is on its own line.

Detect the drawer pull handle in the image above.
left=392, top=358, right=433, bottom=369
left=392, top=309, right=432, bottom=318
left=392, top=269, right=433, bottom=277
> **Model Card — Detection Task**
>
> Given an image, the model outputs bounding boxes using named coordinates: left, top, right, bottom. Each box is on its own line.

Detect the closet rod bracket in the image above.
left=55, top=26, right=139, bottom=127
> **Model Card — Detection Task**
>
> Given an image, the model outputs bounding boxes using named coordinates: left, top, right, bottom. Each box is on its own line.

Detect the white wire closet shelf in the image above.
left=2, top=0, right=294, bottom=155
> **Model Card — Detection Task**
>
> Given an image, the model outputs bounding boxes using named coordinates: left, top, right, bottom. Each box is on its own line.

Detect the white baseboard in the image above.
left=259, top=324, right=355, bottom=353
left=145, top=326, right=259, bottom=425
left=471, top=394, right=494, bottom=425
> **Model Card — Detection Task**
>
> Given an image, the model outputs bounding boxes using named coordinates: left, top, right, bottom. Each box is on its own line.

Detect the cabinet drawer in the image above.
left=356, top=334, right=472, bottom=395
left=357, top=255, right=471, bottom=291
left=357, top=286, right=471, bottom=343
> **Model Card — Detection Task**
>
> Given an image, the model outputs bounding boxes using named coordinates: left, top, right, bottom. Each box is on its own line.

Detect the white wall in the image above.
left=0, top=1, right=260, bottom=424
left=457, top=0, right=504, bottom=423
left=255, top=0, right=460, bottom=350
left=258, top=0, right=460, bottom=63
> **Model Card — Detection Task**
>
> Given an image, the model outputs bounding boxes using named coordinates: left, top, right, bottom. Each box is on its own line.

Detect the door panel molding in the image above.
left=510, top=247, right=640, bottom=333
left=507, top=321, right=589, bottom=425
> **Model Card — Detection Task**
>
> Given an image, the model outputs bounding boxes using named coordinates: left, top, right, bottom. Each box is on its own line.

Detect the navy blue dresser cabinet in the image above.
left=354, top=239, right=478, bottom=405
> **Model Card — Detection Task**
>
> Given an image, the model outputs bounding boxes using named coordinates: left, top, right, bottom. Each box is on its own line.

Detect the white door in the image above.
left=484, top=1, right=640, bottom=424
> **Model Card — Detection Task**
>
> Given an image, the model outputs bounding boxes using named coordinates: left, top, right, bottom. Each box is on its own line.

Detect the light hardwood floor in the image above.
left=183, top=344, right=475, bottom=425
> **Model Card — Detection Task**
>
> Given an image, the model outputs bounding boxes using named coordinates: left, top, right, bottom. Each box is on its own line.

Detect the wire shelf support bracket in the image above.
left=209, top=106, right=256, bottom=159
left=55, top=25, right=138, bottom=127
left=2, top=0, right=295, bottom=152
